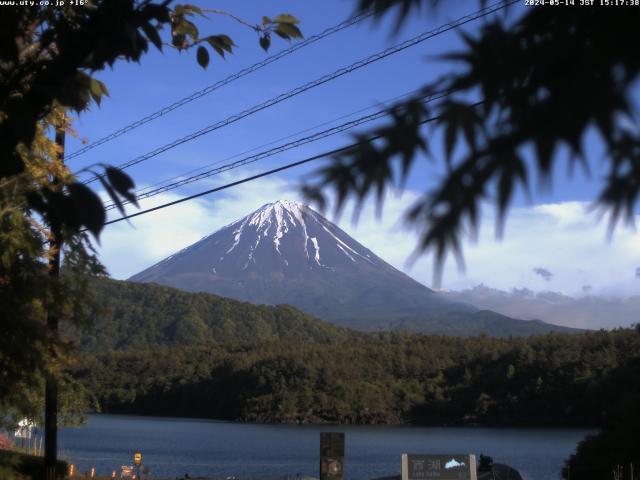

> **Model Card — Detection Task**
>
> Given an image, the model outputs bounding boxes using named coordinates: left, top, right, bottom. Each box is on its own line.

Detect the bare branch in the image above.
left=202, top=9, right=260, bottom=32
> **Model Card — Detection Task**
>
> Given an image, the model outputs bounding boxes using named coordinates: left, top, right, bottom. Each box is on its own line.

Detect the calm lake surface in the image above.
left=59, top=415, right=592, bottom=480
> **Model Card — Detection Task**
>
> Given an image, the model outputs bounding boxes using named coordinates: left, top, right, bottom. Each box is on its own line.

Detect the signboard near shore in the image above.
left=320, top=432, right=345, bottom=480
left=401, top=454, right=477, bottom=480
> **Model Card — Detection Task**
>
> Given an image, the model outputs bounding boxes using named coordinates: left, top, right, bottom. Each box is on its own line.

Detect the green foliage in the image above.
left=259, top=13, right=303, bottom=52
left=205, top=35, right=235, bottom=58
left=196, top=46, right=210, bottom=69
left=0, top=187, right=49, bottom=424
left=1, top=114, right=106, bottom=426
left=304, top=2, right=640, bottom=281
left=0, top=229, right=99, bottom=427
left=1, top=3, right=166, bottom=231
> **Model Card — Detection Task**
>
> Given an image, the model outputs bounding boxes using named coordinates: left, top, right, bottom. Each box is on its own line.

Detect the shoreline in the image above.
left=82, top=411, right=600, bottom=430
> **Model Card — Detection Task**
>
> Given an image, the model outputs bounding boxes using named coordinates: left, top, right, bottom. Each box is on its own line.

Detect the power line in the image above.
left=104, top=86, right=439, bottom=208
left=80, top=0, right=513, bottom=185
left=65, top=10, right=376, bottom=161
left=103, top=141, right=364, bottom=227
left=129, top=86, right=426, bottom=199
left=101, top=109, right=452, bottom=227
left=103, top=90, right=450, bottom=211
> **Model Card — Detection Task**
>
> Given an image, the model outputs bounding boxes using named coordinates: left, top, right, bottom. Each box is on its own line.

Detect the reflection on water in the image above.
left=59, top=415, right=592, bottom=480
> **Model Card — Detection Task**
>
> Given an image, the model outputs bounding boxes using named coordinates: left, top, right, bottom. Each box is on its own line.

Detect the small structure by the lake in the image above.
left=401, top=454, right=477, bottom=480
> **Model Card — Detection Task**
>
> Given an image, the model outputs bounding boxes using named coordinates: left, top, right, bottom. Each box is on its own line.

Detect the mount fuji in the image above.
left=130, top=200, right=577, bottom=336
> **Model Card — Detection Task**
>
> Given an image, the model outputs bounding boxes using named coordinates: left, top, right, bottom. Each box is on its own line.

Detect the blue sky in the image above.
left=64, top=0, right=639, bottom=296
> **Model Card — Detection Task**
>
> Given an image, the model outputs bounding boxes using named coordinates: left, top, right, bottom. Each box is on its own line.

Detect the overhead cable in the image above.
left=81, top=0, right=514, bottom=184
left=66, top=10, right=376, bottom=161
left=102, top=108, right=454, bottom=227
left=128, top=86, right=427, bottom=199
left=103, top=90, right=450, bottom=211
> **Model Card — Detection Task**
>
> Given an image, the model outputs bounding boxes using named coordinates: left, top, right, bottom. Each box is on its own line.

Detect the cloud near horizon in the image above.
left=95, top=172, right=640, bottom=297
left=533, top=268, right=553, bottom=282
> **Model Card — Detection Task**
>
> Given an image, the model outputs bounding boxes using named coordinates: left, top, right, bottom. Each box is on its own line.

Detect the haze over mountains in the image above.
left=442, top=285, right=639, bottom=330
left=129, top=200, right=576, bottom=336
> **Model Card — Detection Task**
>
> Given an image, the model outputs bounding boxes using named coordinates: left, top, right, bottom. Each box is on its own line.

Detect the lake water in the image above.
left=58, top=415, right=592, bottom=480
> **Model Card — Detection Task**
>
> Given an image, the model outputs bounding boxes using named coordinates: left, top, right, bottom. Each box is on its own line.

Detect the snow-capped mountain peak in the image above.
left=130, top=199, right=442, bottom=321
left=232, top=200, right=311, bottom=256
left=243, top=200, right=307, bottom=233
left=200, top=199, right=378, bottom=271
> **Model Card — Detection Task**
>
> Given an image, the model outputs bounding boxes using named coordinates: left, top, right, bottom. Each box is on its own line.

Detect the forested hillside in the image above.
left=75, top=329, right=640, bottom=427
left=73, top=279, right=578, bottom=353
left=71, top=279, right=353, bottom=350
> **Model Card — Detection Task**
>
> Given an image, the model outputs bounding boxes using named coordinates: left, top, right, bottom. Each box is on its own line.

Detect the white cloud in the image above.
left=95, top=173, right=640, bottom=297
left=393, top=201, right=640, bottom=296
left=97, top=192, right=215, bottom=278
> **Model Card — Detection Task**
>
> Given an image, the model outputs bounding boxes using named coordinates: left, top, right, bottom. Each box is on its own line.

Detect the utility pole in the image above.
left=44, top=129, right=65, bottom=480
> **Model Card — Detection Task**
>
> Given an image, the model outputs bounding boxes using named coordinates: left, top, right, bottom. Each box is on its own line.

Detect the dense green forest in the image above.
left=75, top=329, right=640, bottom=427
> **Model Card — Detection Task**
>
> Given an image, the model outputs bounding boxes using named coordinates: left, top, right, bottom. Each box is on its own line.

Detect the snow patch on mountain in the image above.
left=310, top=237, right=322, bottom=265
left=337, top=244, right=356, bottom=262
left=319, top=224, right=373, bottom=264
left=226, top=218, right=249, bottom=254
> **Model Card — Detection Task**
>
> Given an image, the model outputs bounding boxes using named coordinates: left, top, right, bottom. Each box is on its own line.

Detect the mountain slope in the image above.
left=130, top=200, right=577, bottom=336
left=346, top=309, right=581, bottom=336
